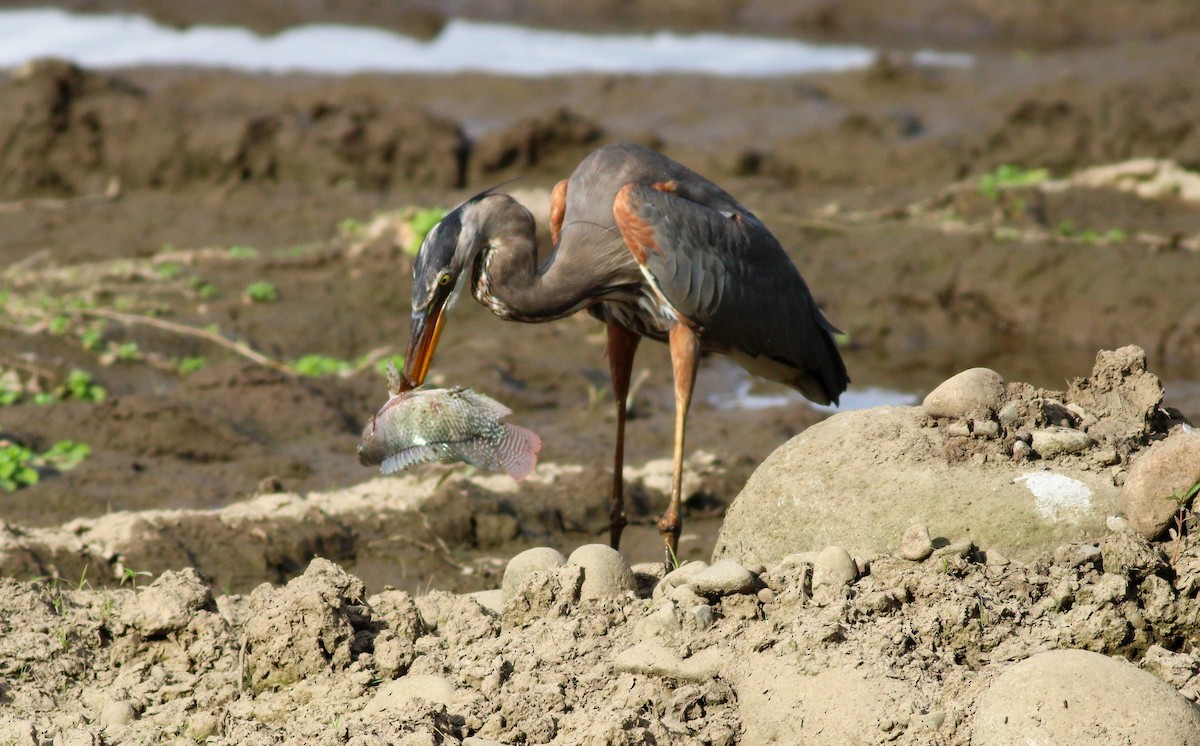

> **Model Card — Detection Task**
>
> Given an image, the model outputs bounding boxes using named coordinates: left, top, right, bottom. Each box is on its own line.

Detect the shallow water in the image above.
left=0, top=8, right=972, bottom=76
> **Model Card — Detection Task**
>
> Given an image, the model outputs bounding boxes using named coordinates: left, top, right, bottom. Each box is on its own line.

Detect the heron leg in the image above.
left=660, top=323, right=700, bottom=569
left=606, top=323, right=641, bottom=550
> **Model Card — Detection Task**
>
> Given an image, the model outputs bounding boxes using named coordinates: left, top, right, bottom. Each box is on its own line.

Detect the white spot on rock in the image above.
left=1015, top=471, right=1093, bottom=523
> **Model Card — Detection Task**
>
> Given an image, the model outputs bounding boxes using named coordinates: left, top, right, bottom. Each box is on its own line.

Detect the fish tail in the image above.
left=496, top=424, right=542, bottom=481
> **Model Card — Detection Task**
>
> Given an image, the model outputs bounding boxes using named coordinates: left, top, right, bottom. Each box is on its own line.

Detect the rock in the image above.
left=1067, top=346, right=1164, bottom=447
left=922, top=368, right=1005, bottom=419
left=973, top=649, right=1200, bottom=745
left=243, top=558, right=368, bottom=692
left=897, top=524, right=934, bottom=561
left=812, top=546, right=858, bottom=590
left=502, top=547, right=566, bottom=597
left=468, top=589, right=506, bottom=615
left=119, top=568, right=215, bottom=637
left=363, top=675, right=456, bottom=714
left=612, top=640, right=722, bottom=681
left=688, top=559, right=756, bottom=596
left=972, top=419, right=1000, bottom=438
left=567, top=544, right=636, bottom=599
left=736, top=656, right=917, bottom=744
left=99, top=699, right=137, bottom=727
left=1100, top=528, right=1168, bottom=580
left=690, top=605, right=715, bottom=629
left=1120, top=432, right=1200, bottom=539
left=1030, top=426, right=1094, bottom=458
left=715, top=407, right=1120, bottom=566
left=932, top=538, right=975, bottom=559
left=985, top=548, right=1010, bottom=566
left=1011, top=440, right=1032, bottom=461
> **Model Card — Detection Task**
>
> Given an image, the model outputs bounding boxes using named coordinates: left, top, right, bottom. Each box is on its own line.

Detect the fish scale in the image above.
left=358, top=373, right=541, bottom=480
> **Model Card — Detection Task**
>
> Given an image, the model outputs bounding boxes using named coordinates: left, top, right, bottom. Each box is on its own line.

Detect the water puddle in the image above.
left=703, top=359, right=917, bottom=412
left=0, top=8, right=972, bottom=77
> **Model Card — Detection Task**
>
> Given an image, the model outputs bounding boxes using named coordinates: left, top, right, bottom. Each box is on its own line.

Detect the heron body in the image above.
left=401, top=142, right=849, bottom=564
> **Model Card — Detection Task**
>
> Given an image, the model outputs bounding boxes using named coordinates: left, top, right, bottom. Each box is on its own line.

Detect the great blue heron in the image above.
left=399, top=142, right=848, bottom=564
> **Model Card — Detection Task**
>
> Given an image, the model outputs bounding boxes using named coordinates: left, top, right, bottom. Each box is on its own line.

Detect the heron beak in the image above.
left=401, top=305, right=446, bottom=391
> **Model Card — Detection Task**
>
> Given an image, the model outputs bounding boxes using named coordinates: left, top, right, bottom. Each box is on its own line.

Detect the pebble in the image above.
left=1106, top=515, right=1134, bottom=533
left=688, top=558, right=757, bottom=596
left=467, top=589, right=505, bottom=615
left=567, top=544, right=636, bottom=599
left=667, top=584, right=704, bottom=607
left=972, top=419, right=1000, bottom=438
left=690, top=605, right=715, bottom=629
left=757, top=587, right=776, bottom=604
left=1030, top=426, right=1094, bottom=458
left=364, top=675, right=455, bottom=714
left=997, top=401, right=1021, bottom=427
left=943, top=421, right=972, bottom=437
left=812, top=546, right=858, bottom=590
left=985, top=548, right=1010, bottom=566
left=99, top=699, right=137, bottom=727
left=1092, top=446, right=1119, bottom=466
left=933, top=538, right=975, bottom=559
left=1119, top=431, right=1200, bottom=539
left=501, top=547, right=566, bottom=597
left=897, top=524, right=934, bottom=561
left=1011, top=440, right=1032, bottom=462
left=613, top=641, right=723, bottom=681
left=922, top=367, right=1006, bottom=419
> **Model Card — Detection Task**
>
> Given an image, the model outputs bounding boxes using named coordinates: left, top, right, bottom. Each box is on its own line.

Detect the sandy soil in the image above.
left=2, top=2, right=1200, bottom=742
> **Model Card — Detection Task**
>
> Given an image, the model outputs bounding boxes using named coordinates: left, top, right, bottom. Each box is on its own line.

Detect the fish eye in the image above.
left=438, top=272, right=452, bottom=287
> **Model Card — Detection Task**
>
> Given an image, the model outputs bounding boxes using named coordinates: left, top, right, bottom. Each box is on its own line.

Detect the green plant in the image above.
left=120, top=567, right=153, bottom=588
left=406, top=208, right=449, bottom=255
left=155, top=262, right=183, bottom=279
left=291, top=354, right=354, bottom=377
left=978, top=164, right=1049, bottom=201
left=178, top=356, right=207, bottom=375
left=65, top=370, right=106, bottom=402
left=245, top=281, right=279, bottom=303
left=1167, top=482, right=1200, bottom=567
left=228, top=245, right=259, bottom=260
left=41, top=441, right=90, bottom=471
left=338, top=217, right=365, bottom=236
left=48, top=315, right=70, bottom=335
left=0, top=443, right=40, bottom=491
left=80, top=327, right=105, bottom=352
left=116, top=342, right=140, bottom=362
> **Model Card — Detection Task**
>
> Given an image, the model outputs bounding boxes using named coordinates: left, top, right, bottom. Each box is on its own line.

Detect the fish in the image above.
left=357, top=362, right=542, bottom=480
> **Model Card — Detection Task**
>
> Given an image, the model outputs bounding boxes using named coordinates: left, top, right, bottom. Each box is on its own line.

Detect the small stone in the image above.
left=567, top=544, right=636, bottom=599
left=667, top=584, right=704, bottom=607
left=1011, top=440, right=1032, bottom=462
left=1107, top=515, right=1134, bottom=533
left=1120, top=432, right=1200, bottom=539
left=502, top=547, right=566, bottom=597
left=119, top=568, right=215, bottom=637
left=1093, top=447, right=1119, bottom=466
left=997, top=401, right=1021, bottom=427
left=985, top=548, right=1010, bottom=566
left=1014, top=431, right=1033, bottom=444
left=691, top=605, right=715, bottom=629
left=364, top=675, right=455, bottom=713
left=932, top=538, right=975, bottom=559
left=897, top=524, right=934, bottom=561
left=468, top=589, right=505, bottom=615
left=812, top=546, right=858, bottom=590
left=688, top=559, right=756, bottom=596
left=972, top=419, right=1000, bottom=438
left=944, top=421, right=972, bottom=437
left=757, top=587, right=776, bottom=604
left=1031, top=426, right=1095, bottom=458
left=923, top=368, right=1006, bottom=419
left=99, top=699, right=137, bottom=727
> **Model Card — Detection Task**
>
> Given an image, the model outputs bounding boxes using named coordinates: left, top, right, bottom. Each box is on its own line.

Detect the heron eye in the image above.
left=438, top=273, right=452, bottom=287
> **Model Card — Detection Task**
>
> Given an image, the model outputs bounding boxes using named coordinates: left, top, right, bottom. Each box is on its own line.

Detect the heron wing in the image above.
left=613, top=181, right=848, bottom=404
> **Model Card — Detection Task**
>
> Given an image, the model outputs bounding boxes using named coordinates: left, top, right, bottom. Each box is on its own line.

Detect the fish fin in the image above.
left=451, top=439, right=505, bottom=473
left=380, top=445, right=437, bottom=475
left=454, top=388, right=512, bottom=418
left=496, top=423, right=542, bottom=481
left=385, top=360, right=403, bottom=397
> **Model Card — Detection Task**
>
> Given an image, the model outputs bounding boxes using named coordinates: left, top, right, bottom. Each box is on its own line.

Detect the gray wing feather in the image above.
left=622, top=182, right=848, bottom=404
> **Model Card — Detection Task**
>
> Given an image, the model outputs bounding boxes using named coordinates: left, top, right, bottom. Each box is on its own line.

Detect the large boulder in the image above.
left=973, top=649, right=1200, bottom=745
left=1120, top=431, right=1200, bottom=539
left=713, top=406, right=1120, bottom=566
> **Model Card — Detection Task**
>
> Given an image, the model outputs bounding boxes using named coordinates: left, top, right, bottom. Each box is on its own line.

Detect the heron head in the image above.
left=401, top=187, right=498, bottom=390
